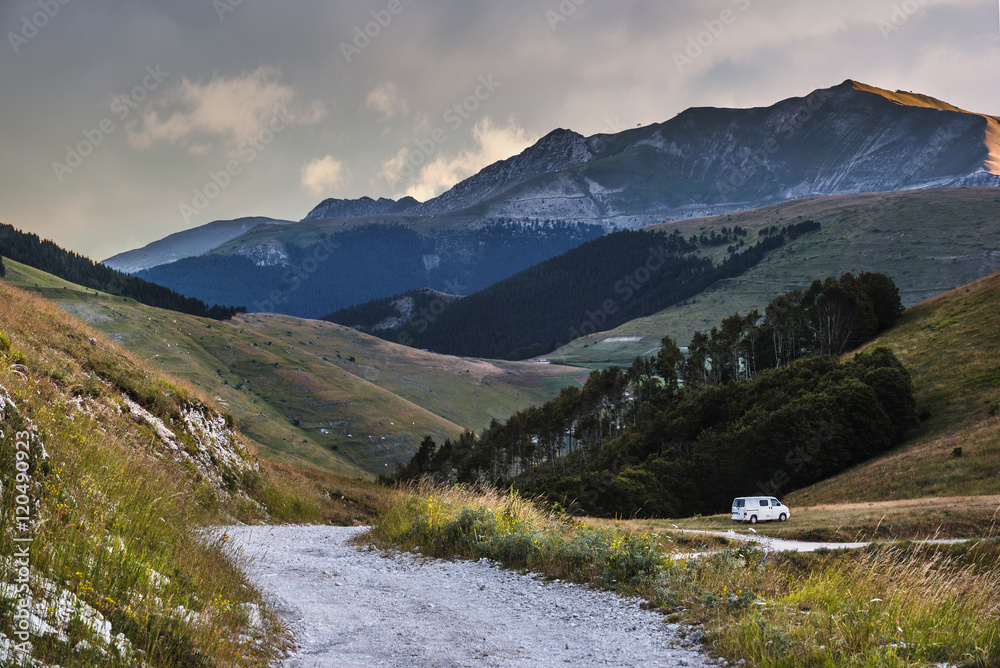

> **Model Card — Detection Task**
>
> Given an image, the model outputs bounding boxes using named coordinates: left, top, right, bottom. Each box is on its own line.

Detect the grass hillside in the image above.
left=6, top=260, right=584, bottom=477
left=548, top=187, right=1000, bottom=368
left=788, top=269, right=1000, bottom=505
left=0, top=276, right=386, bottom=666
left=0, top=222, right=243, bottom=319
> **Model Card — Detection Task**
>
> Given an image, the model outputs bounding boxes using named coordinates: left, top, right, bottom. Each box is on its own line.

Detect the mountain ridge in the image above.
left=849, top=79, right=1000, bottom=175
left=303, top=196, right=421, bottom=221
left=106, top=79, right=1000, bottom=320
left=104, top=216, right=295, bottom=274
left=108, top=78, right=1000, bottom=279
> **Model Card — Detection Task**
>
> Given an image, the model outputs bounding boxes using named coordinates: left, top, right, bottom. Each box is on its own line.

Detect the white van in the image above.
left=731, top=497, right=790, bottom=524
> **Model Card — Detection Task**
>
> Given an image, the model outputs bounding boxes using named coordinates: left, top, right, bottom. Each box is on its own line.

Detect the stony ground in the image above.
left=224, top=525, right=720, bottom=668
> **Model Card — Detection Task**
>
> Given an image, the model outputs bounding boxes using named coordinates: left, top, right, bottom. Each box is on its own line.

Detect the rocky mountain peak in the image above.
left=302, top=196, right=421, bottom=221
left=407, top=128, right=595, bottom=216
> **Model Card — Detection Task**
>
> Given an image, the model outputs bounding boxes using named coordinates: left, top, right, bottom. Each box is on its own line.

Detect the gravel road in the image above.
left=677, top=529, right=973, bottom=557
left=223, top=525, right=719, bottom=668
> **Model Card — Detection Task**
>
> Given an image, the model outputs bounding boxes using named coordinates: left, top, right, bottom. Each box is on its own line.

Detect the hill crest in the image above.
left=850, top=80, right=1000, bottom=175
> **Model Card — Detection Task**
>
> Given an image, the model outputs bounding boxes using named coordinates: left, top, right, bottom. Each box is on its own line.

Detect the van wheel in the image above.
left=749, top=515, right=757, bottom=525
left=779, top=513, right=787, bottom=522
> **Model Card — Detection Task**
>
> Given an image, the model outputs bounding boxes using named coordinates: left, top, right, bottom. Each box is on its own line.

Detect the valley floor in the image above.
left=223, top=525, right=719, bottom=668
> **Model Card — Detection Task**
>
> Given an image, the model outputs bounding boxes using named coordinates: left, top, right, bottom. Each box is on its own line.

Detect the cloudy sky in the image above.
left=2, top=0, right=997, bottom=261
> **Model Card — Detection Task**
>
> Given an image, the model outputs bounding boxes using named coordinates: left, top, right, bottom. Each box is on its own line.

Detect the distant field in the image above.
left=5, top=259, right=582, bottom=477
left=549, top=187, right=1000, bottom=368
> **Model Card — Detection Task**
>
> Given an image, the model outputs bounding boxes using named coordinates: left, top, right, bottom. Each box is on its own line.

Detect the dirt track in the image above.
left=224, top=525, right=721, bottom=668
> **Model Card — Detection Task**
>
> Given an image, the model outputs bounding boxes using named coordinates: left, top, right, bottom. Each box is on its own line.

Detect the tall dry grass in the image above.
left=375, top=481, right=1000, bottom=667
left=371, top=480, right=666, bottom=590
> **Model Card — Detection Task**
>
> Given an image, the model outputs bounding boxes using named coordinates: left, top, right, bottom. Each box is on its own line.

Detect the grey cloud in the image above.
left=0, top=0, right=996, bottom=260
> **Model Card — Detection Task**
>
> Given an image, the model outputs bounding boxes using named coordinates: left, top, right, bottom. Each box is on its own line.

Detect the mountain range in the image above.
left=7, top=70, right=1000, bottom=668
left=102, top=79, right=1000, bottom=322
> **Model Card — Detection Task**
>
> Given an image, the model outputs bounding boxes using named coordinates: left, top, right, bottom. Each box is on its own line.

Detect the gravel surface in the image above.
left=679, top=529, right=974, bottom=555
left=223, top=525, right=719, bottom=668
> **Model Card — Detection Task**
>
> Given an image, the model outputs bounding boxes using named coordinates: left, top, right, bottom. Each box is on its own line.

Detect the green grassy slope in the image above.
left=0, top=255, right=399, bottom=666
left=6, top=260, right=584, bottom=476
left=0, top=279, right=276, bottom=664
left=548, top=187, right=1000, bottom=368
left=787, top=269, right=1000, bottom=504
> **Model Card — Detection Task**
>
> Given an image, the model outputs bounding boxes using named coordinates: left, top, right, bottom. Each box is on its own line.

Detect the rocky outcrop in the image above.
left=303, top=196, right=421, bottom=221
left=122, top=397, right=259, bottom=495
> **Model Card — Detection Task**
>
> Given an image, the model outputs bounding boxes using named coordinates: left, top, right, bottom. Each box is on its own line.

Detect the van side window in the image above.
left=771, top=499, right=780, bottom=505
left=759, top=499, right=769, bottom=506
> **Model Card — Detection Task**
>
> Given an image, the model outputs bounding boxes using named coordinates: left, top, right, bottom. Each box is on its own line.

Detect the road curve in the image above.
left=224, top=525, right=722, bottom=668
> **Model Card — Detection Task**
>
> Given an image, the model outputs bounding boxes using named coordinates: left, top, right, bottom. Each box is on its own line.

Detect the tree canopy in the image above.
left=392, top=272, right=912, bottom=518
left=0, top=224, right=244, bottom=320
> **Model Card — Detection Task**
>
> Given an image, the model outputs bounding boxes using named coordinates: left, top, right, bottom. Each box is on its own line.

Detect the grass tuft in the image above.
left=371, top=480, right=666, bottom=591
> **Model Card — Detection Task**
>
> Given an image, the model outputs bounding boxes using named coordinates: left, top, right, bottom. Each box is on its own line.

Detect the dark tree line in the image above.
left=391, top=272, right=913, bottom=517
left=356, top=222, right=821, bottom=361
left=0, top=225, right=244, bottom=319
left=325, top=289, right=464, bottom=333
left=685, top=271, right=903, bottom=384
left=759, top=220, right=821, bottom=239
left=695, top=224, right=748, bottom=247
